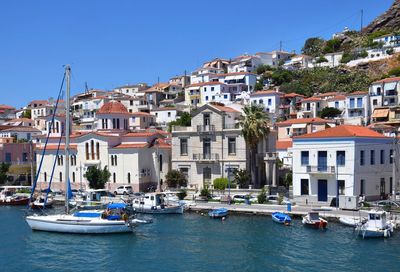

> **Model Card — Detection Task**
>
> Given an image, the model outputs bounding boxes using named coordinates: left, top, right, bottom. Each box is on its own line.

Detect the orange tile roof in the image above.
left=347, top=91, right=368, bottom=96
left=210, top=104, right=239, bottom=113
left=373, top=77, right=400, bottom=84
left=0, top=104, right=16, bottom=110
left=250, top=90, right=283, bottom=96
left=7, top=118, right=32, bottom=123
left=276, top=140, right=292, bottom=150
left=315, top=92, right=338, bottom=97
left=294, top=125, right=387, bottom=139
left=186, top=81, right=224, bottom=87
left=210, top=72, right=256, bottom=77
left=124, top=132, right=158, bottom=137
left=276, top=117, right=332, bottom=127
left=131, top=111, right=154, bottom=117
left=151, top=107, right=177, bottom=112
left=36, top=144, right=77, bottom=150
left=282, top=93, right=305, bottom=98
left=97, top=101, right=128, bottom=114
left=300, top=97, right=322, bottom=102
left=327, top=94, right=346, bottom=101
left=113, top=143, right=148, bottom=149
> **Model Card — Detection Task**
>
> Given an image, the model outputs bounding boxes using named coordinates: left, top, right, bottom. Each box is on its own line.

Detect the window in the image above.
left=335, top=101, right=339, bottom=108
left=370, top=150, right=375, bottom=165
left=360, top=179, right=365, bottom=195
left=390, top=149, right=394, bottom=164
left=91, top=140, right=95, bottom=160
left=72, top=172, right=75, bottom=183
left=113, top=173, right=116, bottom=183
left=349, top=98, right=355, bottom=108
left=59, top=172, right=62, bottom=182
left=360, top=150, right=365, bottom=165
left=336, top=151, right=345, bottom=166
left=212, top=96, right=215, bottom=100
left=112, top=118, right=116, bottom=129
left=114, top=155, right=118, bottom=166
left=373, top=99, right=378, bottom=106
left=116, top=118, right=120, bottom=129
left=286, top=128, right=290, bottom=135
left=168, top=112, right=171, bottom=117
left=85, top=143, right=89, bottom=160
left=301, top=151, right=309, bottom=165
left=259, top=99, right=263, bottom=104
left=268, top=99, right=272, bottom=106
left=180, top=138, right=188, bottom=155
left=5, top=152, right=11, bottom=162
left=338, top=180, right=345, bottom=195
left=211, top=87, right=214, bottom=91
left=228, top=137, right=236, bottom=155
left=22, top=152, right=28, bottom=162
left=224, top=95, right=228, bottom=99
left=380, top=150, right=385, bottom=164
left=204, top=87, right=207, bottom=92
left=357, top=97, right=362, bottom=108
left=390, top=177, right=393, bottom=194
left=96, top=142, right=100, bottom=160
left=205, top=96, right=209, bottom=101
left=111, top=155, right=114, bottom=166
left=301, top=179, right=309, bottom=195
left=159, top=154, right=163, bottom=172
left=127, top=173, right=131, bottom=184
left=44, top=172, right=47, bottom=182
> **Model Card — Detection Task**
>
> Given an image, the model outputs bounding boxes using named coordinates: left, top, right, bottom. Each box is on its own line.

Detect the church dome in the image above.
left=97, top=101, right=128, bottom=114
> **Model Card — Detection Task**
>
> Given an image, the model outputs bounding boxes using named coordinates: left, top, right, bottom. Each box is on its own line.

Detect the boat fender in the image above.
left=384, top=229, right=388, bottom=238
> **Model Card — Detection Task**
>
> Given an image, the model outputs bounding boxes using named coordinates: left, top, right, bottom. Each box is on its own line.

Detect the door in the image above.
left=318, top=179, right=328, bottom=202
left=203, top=167, right=211, bottom=186
left=318, top=151, right=327, bottom=172
left=380, top=178, right=386, bottom=199
left=203, top=138, right=211, bottom=159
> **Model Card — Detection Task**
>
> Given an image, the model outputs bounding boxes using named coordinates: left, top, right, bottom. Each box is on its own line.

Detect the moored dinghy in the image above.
left=355, top=210, right=394, bottom=238
left=272, top=212, right=292, bottom=225
left=131, top=192, right=184, bottom=214
left=208, top=208, right=228, bottom=218
left=339, top=216, right=366, bottom=227
left=302, top=212, right=328, bottom=229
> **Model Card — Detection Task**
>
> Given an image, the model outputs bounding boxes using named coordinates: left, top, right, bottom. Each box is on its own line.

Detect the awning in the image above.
left=291, top=123, right=307, bottom=129
left=371, top=108, right=389, bottom=118
left=225, top=75, right=245, bottom=81
left=384, top=82, right=397, bottom=91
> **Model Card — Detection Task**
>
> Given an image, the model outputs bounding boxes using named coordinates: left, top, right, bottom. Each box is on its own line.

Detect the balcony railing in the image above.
left=172, top=126, right=192, bottom=132
left=224, top=123, right=240, bottom=129
left=197, top=125, right=215, bottom=133
left=306, top=165, right=335, bottom=174
left=385, top=91, right=397, bottom=96
left=193, top=153, right=219, bottom=162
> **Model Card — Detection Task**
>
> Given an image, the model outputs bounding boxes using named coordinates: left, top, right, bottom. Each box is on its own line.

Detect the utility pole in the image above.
left=360, top=9, right=364, bottom=31
left=156, top=140, right=161, bottom=192
left=30, top=140, right=34, bottom=186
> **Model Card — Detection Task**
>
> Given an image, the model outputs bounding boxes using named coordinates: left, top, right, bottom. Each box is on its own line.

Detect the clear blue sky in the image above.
left=0, top=0, right=394, bottom=108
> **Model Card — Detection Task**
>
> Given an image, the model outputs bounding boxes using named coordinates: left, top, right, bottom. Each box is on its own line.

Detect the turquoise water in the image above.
left=1, top=206, right=400, bottom=272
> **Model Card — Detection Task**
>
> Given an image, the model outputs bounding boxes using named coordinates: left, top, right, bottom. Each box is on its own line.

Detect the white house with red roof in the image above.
left=343, top=91, right=370, bottom=125
left=151, top=107, right=178, bottom=127
left=326, top=94, right=346, bottom=111
left=292, top=125, right=395, bottom=205
left=297, top=97, right=326, bottom=118
left=35, top=101, right=171, bottom=192
left=249, top=90, right=282, bottom=116
left=0, top=104, right=16, bottom=124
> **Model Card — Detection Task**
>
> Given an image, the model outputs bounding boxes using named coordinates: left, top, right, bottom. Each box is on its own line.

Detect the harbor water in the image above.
left=1, top=206, right=400, bottom=272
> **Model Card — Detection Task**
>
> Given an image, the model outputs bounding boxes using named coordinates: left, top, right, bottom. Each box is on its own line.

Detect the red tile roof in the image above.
left=373, top=77, right=400, bottom=84
left=276, top=140, right=292, bottom=150
left=113, top=143, right=148, bottom=149
left=327, top=95, right=346, bottom=101
left=347, top=91, right=368, bottom=96
left=300, top=97, right=322, bottom=102
left=276, top=117, right=332, bottom=127
left=186, top=81, right=224, bottom=88
left=294, top=125, right=387, bottom=139
left=210, top=104, right=239, bottom=113
left=124, top=132, right=158, bottom=137
left=0, top=104, right=16, bottom=110
left=97, top=101, right=128, bottom=114
left=131, top=111, right=154, bottom=117
left=36, top=144, right=77, bottom=150
left=282, top=93, right=305, bottom=98
left=315, top=92, right=338, bottom=98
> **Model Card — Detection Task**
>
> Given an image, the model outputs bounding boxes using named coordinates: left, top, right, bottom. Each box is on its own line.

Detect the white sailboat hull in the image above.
left=26, top=215, right=133, bottom=234
left=131, top=204, right=184, bottom=214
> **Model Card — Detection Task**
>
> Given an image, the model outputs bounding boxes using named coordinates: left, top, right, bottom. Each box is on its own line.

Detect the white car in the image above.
left=267, top=195, right=291, bottom=205
left=114, top=185, right=133, bottom=195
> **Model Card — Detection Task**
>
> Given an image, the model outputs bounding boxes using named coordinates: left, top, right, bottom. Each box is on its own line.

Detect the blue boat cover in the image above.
left=73, top=212, right=101, bottom=218
left=107, top=203, right=126, bottom=209
left=107, top=215, right=121, bottom=220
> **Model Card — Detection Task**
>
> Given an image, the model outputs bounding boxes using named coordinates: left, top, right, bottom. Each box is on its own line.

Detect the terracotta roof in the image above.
left=1, top=127, right=40, bottom=132
left=151, top=107, right=177, bottom=112
left=7, top=118, right=32, bottom=123
left=315, top=92, right=338, bottom=98
left=28, top=100, right=49, bottom=106
left=250, top=90, right=283, bottom=97
left=144, top=83, right=171, bottom=93
left=145, top=128, right=170, bottom=135
left=373, top=77, right=400, bottom=84
left=113, top=143, right=148, bottom=149
left=210, top=104, right=239, bottom=113
left=282, top=93, right=305, bottom=98
left=327, top=95, right=346, bottom=101
left=124, top=132, right=158, bottom=137
left=0, top=104, right=16, bottom=110
left=294, top=125, right=387, bottom=139
left=97, top=101, right=128, bottom=114
left=347, top=91, right=368, bottom=96
left=36, top=144, right=77, bottom=150
left=210, top=72, right=256, bottom=77
left=300, top=97, right=322, bottom=102
left=153, top=138, right=171, bottom=149
left=276, top=117, right=332, bottom=127
left=276, top=140, right=292, bottom=150
left=186, top=81, right=224, bottom=88
left=131, top=111, right=154, bottom=117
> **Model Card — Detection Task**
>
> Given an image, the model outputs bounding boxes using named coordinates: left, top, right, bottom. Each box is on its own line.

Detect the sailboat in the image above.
left=26, top=66, right=135, bottom=234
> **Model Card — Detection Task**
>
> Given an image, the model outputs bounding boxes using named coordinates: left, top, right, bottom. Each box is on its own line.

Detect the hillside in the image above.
left=363, top=0, right=400, bottom=34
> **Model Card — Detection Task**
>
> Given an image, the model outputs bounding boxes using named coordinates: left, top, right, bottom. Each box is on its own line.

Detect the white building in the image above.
left=292, top=125, right=394, bottom=204
left=35, top=101, right=171, bottom=192
left=0, top=126, right=41, bottom=141
left=343, top=91, right=370, bottom=125
left=373, top=34, right=400, bottom=48
left=369, top=77, right=400, bottom=112
left=297, top=97, right=326, bottom=119
left=249, top=90, right=282, bottom=115
left=283, top=54, right=313, bottom=70
left=113, top=83, right=148, bottom=97
left=151, top=107, right=178, bottom=127
left=326, top=94, right=346, bottom=111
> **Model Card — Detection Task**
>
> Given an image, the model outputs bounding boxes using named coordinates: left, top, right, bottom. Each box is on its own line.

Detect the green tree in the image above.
left=0, top=163, right=10, bottom=184
left=84, top=166, right=111, bottom=189
left=21, top=109, right=31, bottom=119
left=388, top=67, right=400, bottom=77
left=213, top=177, right=228, bottom=190
left=255, top=64, right=272, bottom=75
left=257, top=187, right=267, bottom=204
left=239, top=105, right=270, bottom=188
left=233, top=169, right=250, bottom=188
left=168, top=112, right=191, bottom=132
left=302, top=37, right=325, bottom=57
left=271, top=68, right=294, bottom=85
left=283, top=172, right=292, bottom=188
left=319, top=107, right=342, bottom=119
left=323, top=38, right=342, bottom=53
left=315, top=56, right=328, bottom=63
left=165, top=170, right=187, bottom=188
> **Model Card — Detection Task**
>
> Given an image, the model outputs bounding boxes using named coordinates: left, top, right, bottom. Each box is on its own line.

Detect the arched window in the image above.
left=56, top=122, right=59, bottom=133
left=159, top=154, right=163, bottom=172
left=112, top=118, right=116, bottom=129
left=91, top=140, right=94, bottom=160
left=127, top=173, right=131, bottom=184
left=116, top=119, right=120, bottom=129
left=85, top=143, right=89, bottom=160
left=114, top=155, right=118, bottom=166
left=113, top=173, right=116, bottom=183
left=259, top=99, right=263, bottom=104
left=59, top=172, right=62, bottom=182
left=111, top=155, right=114, bottom=166
left=96, top=142, right=100, bottom=160
left=72, top=172, right=75, bottom=183
left=44, top=172, right=47, bottom=182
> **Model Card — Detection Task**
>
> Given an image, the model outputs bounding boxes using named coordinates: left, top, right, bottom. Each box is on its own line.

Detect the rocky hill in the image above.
left=363, top=0, right=400, bottom=34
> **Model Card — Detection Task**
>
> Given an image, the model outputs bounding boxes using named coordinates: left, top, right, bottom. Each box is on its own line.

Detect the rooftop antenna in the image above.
left=85, top=82, right=89, bottom=94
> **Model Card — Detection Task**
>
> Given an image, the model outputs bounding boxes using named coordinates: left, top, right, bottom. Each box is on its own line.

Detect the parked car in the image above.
left=267, top=195, right=291, bottom=205
left=233, top=194, right=257, bottom=203
left=373, top=200, right=400, bottom=209
left=114, top=185, right=133, bottom=195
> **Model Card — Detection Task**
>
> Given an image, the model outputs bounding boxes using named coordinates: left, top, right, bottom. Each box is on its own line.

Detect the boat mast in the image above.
left=65, top=65, right=71, bottom=214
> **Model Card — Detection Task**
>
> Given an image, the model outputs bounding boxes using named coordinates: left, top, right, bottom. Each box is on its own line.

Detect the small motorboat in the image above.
left=131, top=193, right=184, bottom=214
left=272, top=212, right=292, bottom=225
left=0, top=186, right=30, bottom=205
left=208, top=208, right=228, bottom=218
left=355, top=210, right=394, bottom=238
left=302, top=212, right=328, bottom=229
left=30, top=195, right=54, bottom=209
left=339, top=216, right=366, bottom=227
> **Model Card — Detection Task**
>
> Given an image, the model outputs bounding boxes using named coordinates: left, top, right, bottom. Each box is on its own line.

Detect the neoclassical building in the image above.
left=35, top=101, right=171, bottom=192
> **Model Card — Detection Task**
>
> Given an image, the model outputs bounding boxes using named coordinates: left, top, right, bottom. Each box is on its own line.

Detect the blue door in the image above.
left=318, top=179, right=328, bottom=202
left=318, top=151, right=327, bottom=171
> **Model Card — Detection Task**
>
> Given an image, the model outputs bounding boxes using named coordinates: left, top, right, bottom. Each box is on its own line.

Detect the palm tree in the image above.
left=239, top=104, right=270, bottom=188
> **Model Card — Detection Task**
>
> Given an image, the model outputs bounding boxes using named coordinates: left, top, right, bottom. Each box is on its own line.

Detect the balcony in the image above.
left=385, top=90, right=397, bottom=96
left=193, top=153, right=219, bottom=162
left=197, top=125, right=215, bottom=133
left=306, top=165, right=335, bottom=175
left=224, top=123, right=240, bottom=129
